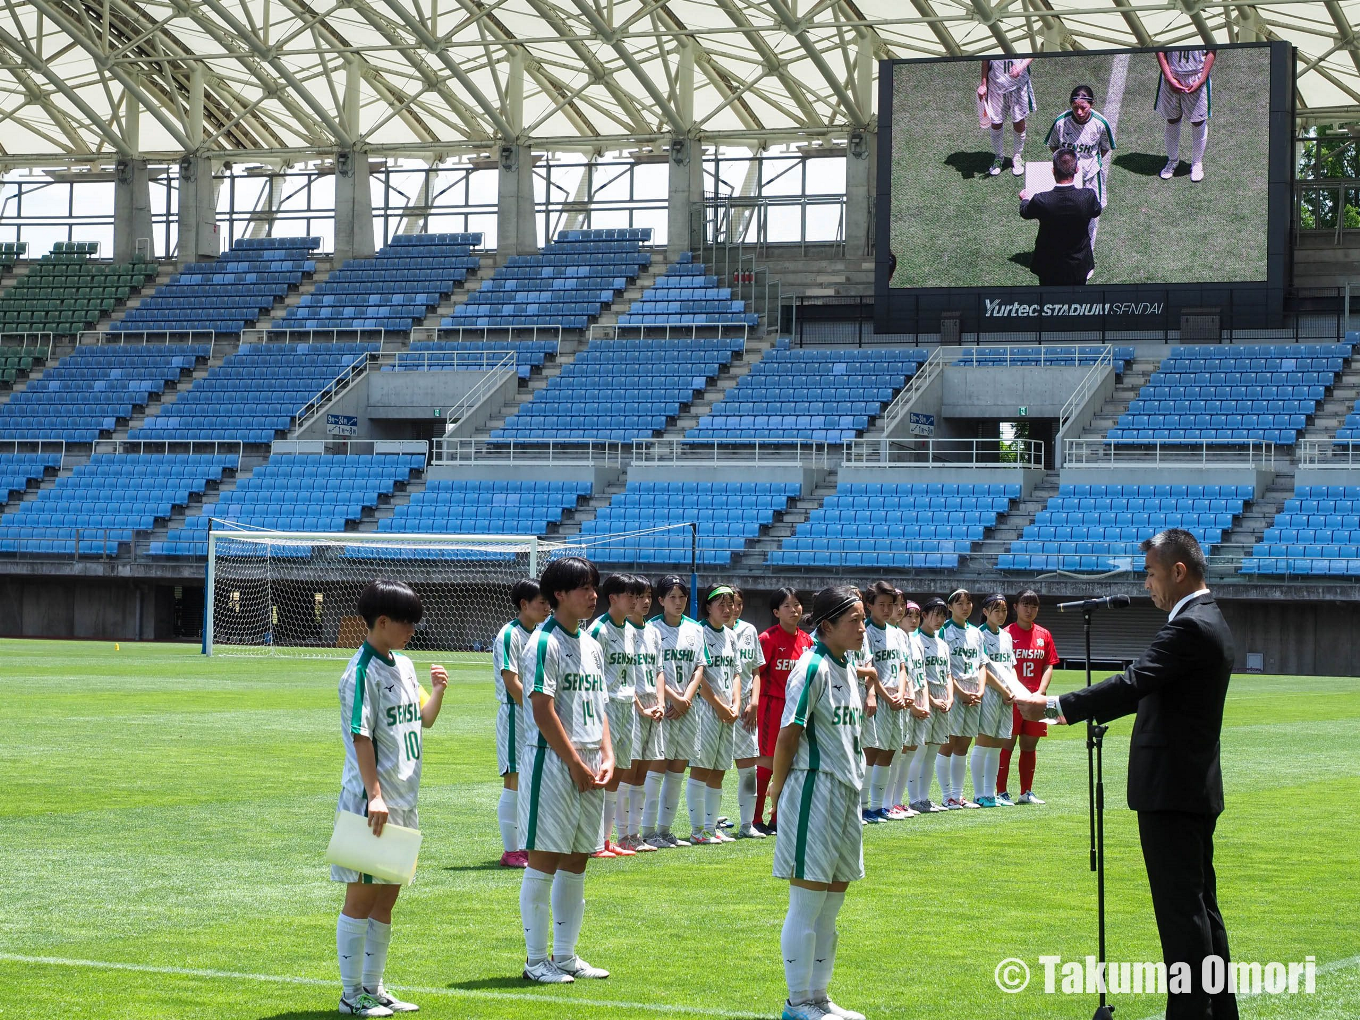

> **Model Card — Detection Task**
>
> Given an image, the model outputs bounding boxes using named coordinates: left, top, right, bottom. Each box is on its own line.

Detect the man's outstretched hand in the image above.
left=1015, top=689, right=1062, bottom=724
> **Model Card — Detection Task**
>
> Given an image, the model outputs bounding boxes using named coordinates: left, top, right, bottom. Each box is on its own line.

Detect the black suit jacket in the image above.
left=1059, top=594, right=1233, bottom=816
left=1019, top=184, right=1102, bottom=285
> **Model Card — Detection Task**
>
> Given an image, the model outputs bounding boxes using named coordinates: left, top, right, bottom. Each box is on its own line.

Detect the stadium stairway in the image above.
left=96, top=262, right=194, bottom=332
left=357, top=472, right=431, bottom=531
left=756, top=250, right=874, bottom=300
left=971, top=469, right=1063, bottom=569
left=544, top=477, right=629, bottom=538
left=117, top=338, right=243, bottom=438
left=731, top=469, right=842, bottom=570
left=661, top=331, right=780, bottom=438
left=248, top=257, right=338, bottom=330
left=1296, top=344, right=1360, bottom=442
left=1072, top=355, right=1164, bottom=440
left=1207, top=475, right=1299, bottom=578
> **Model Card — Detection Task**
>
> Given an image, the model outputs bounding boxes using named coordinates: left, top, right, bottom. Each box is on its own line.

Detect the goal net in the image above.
left=203, top=525, right=698, bottom=660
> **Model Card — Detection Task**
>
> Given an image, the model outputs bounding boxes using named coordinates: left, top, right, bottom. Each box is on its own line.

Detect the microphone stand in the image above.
left=1085, top=607, right=1114, bottom=1020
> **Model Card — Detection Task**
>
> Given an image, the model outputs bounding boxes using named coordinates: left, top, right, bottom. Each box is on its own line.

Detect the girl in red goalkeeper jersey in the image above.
left=754, top=587, right=812, bottom=834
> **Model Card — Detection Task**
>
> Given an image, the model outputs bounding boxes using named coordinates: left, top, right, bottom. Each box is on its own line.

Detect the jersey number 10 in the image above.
left=403, top=730, right=421, bottom=761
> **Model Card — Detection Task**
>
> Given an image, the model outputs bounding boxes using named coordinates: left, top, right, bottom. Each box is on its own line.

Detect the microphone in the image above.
left=1057, top=594, right=1132, bottom=613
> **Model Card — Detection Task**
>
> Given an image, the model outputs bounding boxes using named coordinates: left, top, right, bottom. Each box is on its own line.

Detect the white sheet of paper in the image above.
left=1024, top=161, right=1083, bottom=194
left=326, top=809, right=422, bottom=884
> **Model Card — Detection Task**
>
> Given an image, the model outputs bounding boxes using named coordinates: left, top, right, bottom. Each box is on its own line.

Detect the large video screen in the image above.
left=883, top=45, right=1274, bottom=289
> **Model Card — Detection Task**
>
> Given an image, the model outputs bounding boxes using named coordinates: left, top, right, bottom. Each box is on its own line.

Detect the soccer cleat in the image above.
left=553, top=955, right=609, bottom=980
left=1190, top=162, right=1204, bottom=182
left=629, top=835, right=658, bottom=852
left=364, top=987, right=418, bottom=1013
left=340, top=993, right=394, bottom=1017
left=661, top=831, right=692, bottom=848
left=716, top=815, right=734, bottom=829
left=1160, top=160, right=1177, bottom=180
left=885, top=806, right=907, bottom=820
left=861, top=808, right=883, bottom=824
left=691, top=829, right=721, bottom=845
left=736, top=824, right=768, bottom=839
left=996, top=791, right=1016, bottom=806
left=902, top=805, right=920, bottom=818
left=1012, top=154, right=1025, bottom=176
left=960, top=798, right=981, bottom=809
left=782, top=999, right=830, bottom=1020
left=977, top=796, right=997, bottom=808
left=605, top=840, right=636, bottom=857
left=753, top=820, right=774, bottom=835
left=644, top=834, right=671, bottom=850
left=499, top=851, right=527, bottom=869
left=590, top=848, right=616, bottom=859
left=988, top=157, right=1004, bottom=177
left=713, top=828, right=736, bottom=843
left=765, top=820, right=778, bottom=834
left=818, top=999, right=867, bottom=1020
left=523, top=959, right=574, bottom=984
left=943, top=798, right=962, bottom=810
left=1018, top=791, right=1046, bottom=805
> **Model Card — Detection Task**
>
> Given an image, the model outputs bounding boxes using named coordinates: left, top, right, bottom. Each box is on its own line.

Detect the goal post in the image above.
left=202, top=523, right=700, bottom=660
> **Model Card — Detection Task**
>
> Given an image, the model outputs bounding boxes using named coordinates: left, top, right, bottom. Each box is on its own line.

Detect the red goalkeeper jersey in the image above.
left=1006, top=622, right=1059, bottom=692
left=757, top=625, right=812, bottom=702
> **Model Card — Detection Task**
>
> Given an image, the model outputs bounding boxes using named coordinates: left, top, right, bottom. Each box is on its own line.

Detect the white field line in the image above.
left=0, top=952, right=770, bottom=1019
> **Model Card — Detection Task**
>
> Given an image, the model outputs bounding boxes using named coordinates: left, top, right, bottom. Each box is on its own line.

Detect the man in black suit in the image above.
left=1019, top=147, right=1103, bottom=286
left=1016, top=529, right=1237, bottom=1020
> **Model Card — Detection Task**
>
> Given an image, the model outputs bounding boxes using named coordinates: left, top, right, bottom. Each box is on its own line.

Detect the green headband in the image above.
left=706, top=585, right=736, bottom=602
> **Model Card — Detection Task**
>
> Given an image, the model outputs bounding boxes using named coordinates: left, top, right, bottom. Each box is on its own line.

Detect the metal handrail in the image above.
left=0, top=331, right=54, bottom=359
left=1299, top=438, right=1360, bottom=467
left=1059, top=345, right=1115, bottom=435
left=842, top=437, right=1045, bottom=469
left=880, top=345, right=947, bottom=435
left=249, top=327, right=390, bottom=351
left=0, top=438, right=64, bottom=464
left=590, top=322, right=749, bottom=351
left=630, top=438, right=837, bottom=467
left=430, top=438, right=628, bottom=466
left=443, top=352, right=517, bottom=433
left=411, top=324, right=564, bottom=354
left=92, top=438, right=244, bottom=459
left=269, top=439, right=428, bottom=459
left=290, top=351, right=373, bottom=437
left=79, top=328, right=217, bottom=359
left=1063, top=438, right=1277, bottom=468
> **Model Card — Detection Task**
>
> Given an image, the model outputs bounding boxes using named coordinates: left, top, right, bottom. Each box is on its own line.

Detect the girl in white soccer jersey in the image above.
left=690, top=584, right=741, bottom=845
left=940, top=589, right=988, bottom=809
left=1046, top=84, right=1115, bottom=259
left=974, top=593, right=1022, bottom=808
left=1157, top=48, right=1215, bottom=182
left=769, top=586, right=870, bottom=1020
left=862, top=581, right=908, bottom=822
left=333, top=580, right=447, bottom=1017
left=647, top=574, right=707, bottom=848
left=729, top=587, right=768, bottom=838
left=888, top=594, right=925, bottom=817
left=909, top=597, right=953, bottom=814
left=586, top=574, right=639, bottom=860
left=621, top=575, right=662, bottom=852
left=518, top=557, right=613, bottom=985
left=978, top=57, right=1036, bottom=177
left=491, top=579, right=551, bottom=869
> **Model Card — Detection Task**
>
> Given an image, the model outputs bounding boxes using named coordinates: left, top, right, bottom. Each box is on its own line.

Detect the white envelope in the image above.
left=326, top=810, right=422, bottom=885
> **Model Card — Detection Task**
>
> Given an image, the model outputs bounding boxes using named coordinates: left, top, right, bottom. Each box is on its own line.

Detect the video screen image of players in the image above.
left=886, top=45, right=1271, bottom=288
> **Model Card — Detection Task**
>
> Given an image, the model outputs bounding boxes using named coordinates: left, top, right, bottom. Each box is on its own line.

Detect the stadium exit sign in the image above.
left=1019, top=406, right=1028, bottom=417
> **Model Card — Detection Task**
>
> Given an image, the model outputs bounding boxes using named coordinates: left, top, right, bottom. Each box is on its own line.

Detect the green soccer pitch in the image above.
left=3, top=639, right=1357, bottom=1020
left=887, top=48, right=1271, bottom=289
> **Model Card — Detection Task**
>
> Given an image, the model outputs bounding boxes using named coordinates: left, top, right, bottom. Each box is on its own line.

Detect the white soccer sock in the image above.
left=705, top=784, right=723, bottom=831
left=860, top=770, right=871, bottom=809
left=520, top=867, right=553, bottom=964
left=1191, top=120, right=1208, bottom=165
left=990, top=124, right=1004, bottom=157
left=950, top=753, right=968, bottom=802
left=658, top=770, right=683, bottom=832
left=497, top=788, right=518, bottom=853
left=1013, top=128, right=1027, bottom=157
left=627, top=782, right=645, bottom=836
left=600, top=789, right=616, bottom=847
left=1165, top=120, right=1181, bottom=162
left=907, top=744, right=930, bottom=803
left=970, top=746, right=987, bottom=802
left=361, top=918, right=391, bottom=993
left=782, top=884, right=828, bottom=1005
left=985, top=746, right=1002, bottom=799
left=809, top=890, right=846, bottom=1002
left=686, top=776, right=706, bottom=833
left=738, top=767, right=757, bottom=827
left=337, top=912, right=368, bottom=998
left=934, top=752, right=951, bottom=802
left=889, top=754, right=909, bottom=809
left=642, top=770, right=664, bottom=835
left=868, top=764, right=888, bottom=813
left=550, top=869, right=586, bottom=962
left=615, top=784, right=632, bottom=838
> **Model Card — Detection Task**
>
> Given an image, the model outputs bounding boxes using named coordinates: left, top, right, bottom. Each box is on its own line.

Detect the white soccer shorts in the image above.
left=664, top=702, right=699, bottom=762
left=984, top=82, right=1036, bottom=125
left=773, top=770, right=865, bottom=885
left=607, top=698, right=634, bottom=771
left=331, top=787, right=419, bottom=884
left=496, top=701, right=521, bottom=776
left=977, top=689, right=1015, bottom=740
left=904, top=710, right=932, bottom=748
left=949, top=699, right=983, bottom=739
left=635, top=711, right=666, bottom=761
left=520, top=743, right=606, bottom=855
left=925, top=703, right=953, bottom=745
left=1156, top=79, right=1210, bottom=123
left=866, top=702, right=906, bottom=751
left=693, top=706, right=736, bottom=771
left=733, top=716, right=760, bottom=760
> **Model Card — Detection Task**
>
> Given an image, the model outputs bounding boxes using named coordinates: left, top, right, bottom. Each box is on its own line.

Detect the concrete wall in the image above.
left=1060, top=465, right=1273, bottom=497
left=0, top=577, right=172, bottom=640
left=881, top=368, right=945, bottom=440
left=627, top=463, right=821, bottom=497
left=838, top=464, right=1046, bottom=498
left=425, top=463, right=620, bottom=490
left=941, top=365, right=1095, bottom=418
left=1293, top=467, right=1360, bottom=490
left=295, top=370, right=518, bottom=441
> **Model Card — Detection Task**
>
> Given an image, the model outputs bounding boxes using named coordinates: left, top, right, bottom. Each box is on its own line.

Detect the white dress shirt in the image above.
left=1168, top=588, right=1211, bottom=621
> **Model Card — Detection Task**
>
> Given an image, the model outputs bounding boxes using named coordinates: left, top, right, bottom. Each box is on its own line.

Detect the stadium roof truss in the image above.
left=0, top=0, right=1358, bottom=168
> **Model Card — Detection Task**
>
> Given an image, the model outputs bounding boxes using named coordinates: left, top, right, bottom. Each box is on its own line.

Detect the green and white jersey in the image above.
left=338, top=642, right=424, bottom=810
left=492, top=619, right=534, bottom=705
left=729, top=618, right=765, bottom=700
left=981, top=624, right=1019, bottom=690
left=865, top=620, right=905, bottom=693
left=700, top=619, right=740, bottom=703
left=898, top=626, right=926, bottom=697
left=782, top=642, right=865, bottom=791
left=587, top=612, right=636, bottom=703
left=1164, top=48, right=1208, bottom=85
left=941, top=618, right=989, bottom=696
left=520, top=616, right=608, bottom=752
left=1045, top=110, right=1115, bottom=164
left=916, top=628, right=952, bottom=699
left=632, top=620, right=664, bottom=710
left=651, top=614, right=708, bottom=697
